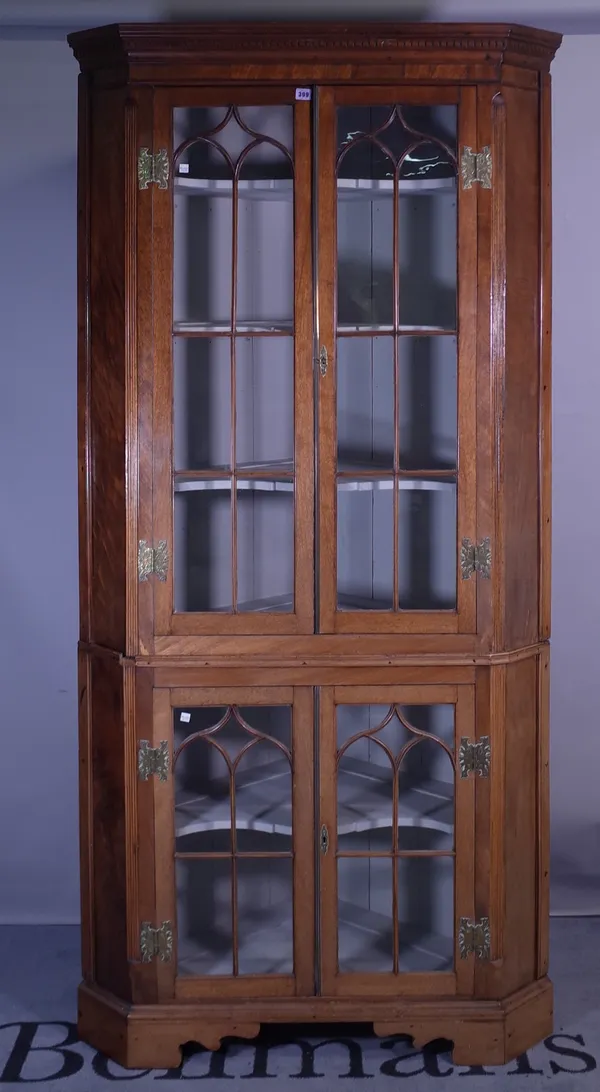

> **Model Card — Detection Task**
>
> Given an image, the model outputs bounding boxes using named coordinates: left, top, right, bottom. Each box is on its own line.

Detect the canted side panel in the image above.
left=502, top=86, right=541, bottom=650
left=90, top=653, right=130, bottom=999
left=501, top=656, right=537, bottom=992
left=88, top=88, right=127, bottom=650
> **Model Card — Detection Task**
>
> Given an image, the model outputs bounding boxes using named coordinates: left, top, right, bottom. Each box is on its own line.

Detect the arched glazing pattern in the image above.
left=335, top=104, right=459, bottom=613
left=172, top=105, right=296, bottom=614
left=336, top=702, right=455, bottom=974
left=173, top=704, right=294, bottom=977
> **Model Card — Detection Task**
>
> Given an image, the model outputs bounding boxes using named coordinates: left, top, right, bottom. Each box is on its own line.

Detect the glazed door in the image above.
left=152, top=89, right=314, bottom=637
left=318, top=685, right=475, bottom=996
left=317, top=87, right=478, bottom=634
left=151, top=685, right=314, bottom=999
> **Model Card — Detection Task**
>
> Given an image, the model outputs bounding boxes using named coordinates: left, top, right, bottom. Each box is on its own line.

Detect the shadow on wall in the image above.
left=162, top=0, right=433, bottom=20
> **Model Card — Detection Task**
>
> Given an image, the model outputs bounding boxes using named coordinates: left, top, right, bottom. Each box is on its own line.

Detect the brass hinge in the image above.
left=140, top=921, right=173, bottom=963
left=138, top=539, right=168, bottom=582
left=138, top=147, right=169, bottom=190
left=460, top=146, right=492, bottom=190
left=459, top=736, right=491, bottom=779
left=138, top=740, right=170, bottom=782
left=459, top=916, right=491, bottom=960
left=460, top=537, right=491, bottom=580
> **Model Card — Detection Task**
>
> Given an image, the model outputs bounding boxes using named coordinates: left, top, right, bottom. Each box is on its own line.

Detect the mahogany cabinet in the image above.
left=69, top=21, right=561, bottom=1068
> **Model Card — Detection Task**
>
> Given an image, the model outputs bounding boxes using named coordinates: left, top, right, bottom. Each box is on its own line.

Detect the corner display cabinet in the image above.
left=69, top=21, right=561, bottom=1069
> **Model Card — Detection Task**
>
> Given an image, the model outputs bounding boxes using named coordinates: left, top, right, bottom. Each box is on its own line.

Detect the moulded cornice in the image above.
left=68, top=21, right=563, bottom=74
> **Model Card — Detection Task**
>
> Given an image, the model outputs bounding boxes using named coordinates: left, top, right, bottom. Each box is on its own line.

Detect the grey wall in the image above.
left=0, top=16, right=598, bottom=921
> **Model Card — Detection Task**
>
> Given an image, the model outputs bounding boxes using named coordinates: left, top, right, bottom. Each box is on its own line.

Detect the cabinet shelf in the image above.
left=173, top=321, right=293, bottom=334
left=174, top=474, right=454, bottom=493
left=174, top=176, right=455, bottom=199
left=175, top=755, right=453, bottom=841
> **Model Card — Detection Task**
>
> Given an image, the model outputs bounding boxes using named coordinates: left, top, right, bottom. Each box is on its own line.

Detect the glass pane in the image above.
left=237, top=856, right=293, bottom=974
left=398, top=336, right=457, bottom=472
left=337, top=704, right=393, bottom=851
left=398, top=856, right=454, bottom=972
left=337, top=338, right=394, bottom=471
left=398, top=480, right=457, bottom=609
left=236, top=337, right=294, bottom=470
left=174, top=337, right=231, bottom=471
left=174, top=705, right=294, bottom=978
left=177, top=857, right=233, bottom=976
left=337, top=141, right=394, bottom=330
left=398, top=181, right=457, bottom=331
left=173, top=105, right=294, bottom=332
left=398, top=736, right=454, bottom=851
left=174, top=485, right=232, bottom=612
left=337, top=479, right=394, bottom=610
left=237, top=481, right=294, bottom=612
left=237, top=144, right=293, bottom=331
left=338, top=856, right=393, bottom=972
left=174, top=705, right=292, bottom=848
left=173, top=108, right=234, bottom=329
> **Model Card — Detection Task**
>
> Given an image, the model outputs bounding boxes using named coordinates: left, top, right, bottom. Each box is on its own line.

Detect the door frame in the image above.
left=318, top=683, right=476, bottom=998
left=147, top=683, right=315, bottom=1000
left=316, top=85, right=478, bottom=636
left=150, top=87, right=315, bottom=639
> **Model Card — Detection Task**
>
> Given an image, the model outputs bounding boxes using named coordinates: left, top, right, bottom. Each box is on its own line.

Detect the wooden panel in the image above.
left=153, top=665, right=476, bottom=688
left=89, top=653, right=130, bottom=998
left=476, top=656, right=537, bottom=999
left=136, top=91, right=156, bottom=658
left=77, top=75, right=92, bottom=645
left=503, top=655, right=539, bottom=990
left=539, top=75, right=553, bottom=641
left=501, top=85, right=541, bottom=650
left=78, top=647, right=94, bottom=982
left=88, top=88, right=127, bottom=650
left=536, top=645, right=550, bottom=977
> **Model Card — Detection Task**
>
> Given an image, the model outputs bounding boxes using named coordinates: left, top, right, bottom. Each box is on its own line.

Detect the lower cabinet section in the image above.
left=79, top=652, right=550, bottom=1067
left=138, top=681, right=476, bottom=1002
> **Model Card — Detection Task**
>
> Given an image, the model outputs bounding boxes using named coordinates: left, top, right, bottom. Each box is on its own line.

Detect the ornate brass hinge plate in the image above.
left=138, top=539, right=168, bottom=582
left=459, top=736, right=491, bottom=779
left=138, top=147, right=169, bottom=190
left=140, top=921, right=173, bottom=963
left=460, top=537, right=491, bottom=580
left=460, top=146, right=492, bottom=190
left=138, top=740, right=170, bottom=782
left=459, top=916, right=491, bottom=960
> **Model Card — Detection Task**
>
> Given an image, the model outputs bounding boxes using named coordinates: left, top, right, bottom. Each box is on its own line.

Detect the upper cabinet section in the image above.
left=69, top=23, right=561, bottom=656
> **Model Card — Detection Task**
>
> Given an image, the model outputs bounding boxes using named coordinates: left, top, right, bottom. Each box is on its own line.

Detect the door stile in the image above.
left=151, top=93, right=174, bottom=639
left=456, top=86, right=478, bottom=633
left=292, top=101, right=316, bottom=635
left=454, top=684, right=476, bottom=995
left=316, top=88, right=338, bottom=633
